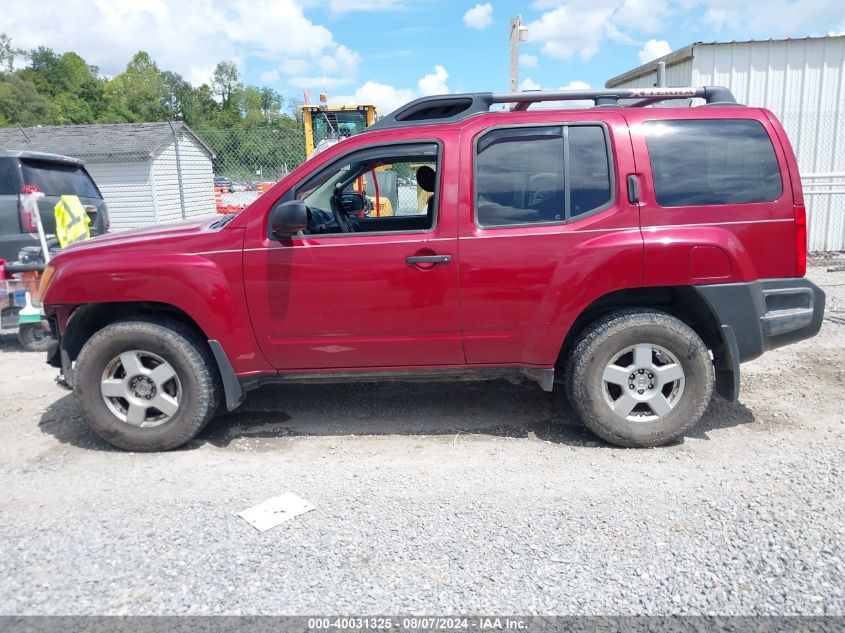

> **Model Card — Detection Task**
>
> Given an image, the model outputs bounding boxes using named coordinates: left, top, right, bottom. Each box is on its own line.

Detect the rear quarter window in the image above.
left=20, top=159, right=101, bottom=199
left=643, top=119, right=782, bottom=207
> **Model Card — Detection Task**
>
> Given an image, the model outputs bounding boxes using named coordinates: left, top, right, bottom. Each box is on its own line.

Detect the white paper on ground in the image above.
left=238, top=492, right=315, bottom=531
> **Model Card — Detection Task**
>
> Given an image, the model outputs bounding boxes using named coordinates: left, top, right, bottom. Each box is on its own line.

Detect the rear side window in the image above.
left=643, top=119, right=782, bottom=207
left=20, top=159, right=101, bottom=199
left=475, top=124, right=612, bottom=227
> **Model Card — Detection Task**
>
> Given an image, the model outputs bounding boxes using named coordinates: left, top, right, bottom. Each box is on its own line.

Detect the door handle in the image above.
left=406, top=254, right=452, bottom=265
left=627, top=174, right=640, bottom=204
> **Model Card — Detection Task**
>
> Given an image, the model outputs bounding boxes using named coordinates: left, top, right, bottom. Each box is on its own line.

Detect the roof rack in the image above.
left=369, top=86, right=738, bottom=130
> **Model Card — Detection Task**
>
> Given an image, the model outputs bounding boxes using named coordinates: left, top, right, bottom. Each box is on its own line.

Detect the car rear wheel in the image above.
left=19, top=322, right=54, bottom=352
left=565, top=309, right=714, bottom=447
left=74, top=318, right=220, bottom=451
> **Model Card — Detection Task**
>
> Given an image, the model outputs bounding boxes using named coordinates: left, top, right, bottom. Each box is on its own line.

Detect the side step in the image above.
left=241, top=367, right=555, bottom=394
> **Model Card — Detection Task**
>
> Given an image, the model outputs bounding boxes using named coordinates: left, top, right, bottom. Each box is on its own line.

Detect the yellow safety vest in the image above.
left=54, top=195, right=91, bottom=248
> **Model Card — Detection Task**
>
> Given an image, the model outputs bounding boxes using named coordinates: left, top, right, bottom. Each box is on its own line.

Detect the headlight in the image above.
left=38, top=264, right=56, bottom=302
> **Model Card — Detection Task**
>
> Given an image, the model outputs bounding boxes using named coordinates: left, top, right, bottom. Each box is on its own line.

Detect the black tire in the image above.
left=565, top=309, right=714, bottom=448
left=19, top=322, right=54, bottom=352
left=74, top=318, right=221, bottom=451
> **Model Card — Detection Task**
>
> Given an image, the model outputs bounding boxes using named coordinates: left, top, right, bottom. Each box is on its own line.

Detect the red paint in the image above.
left=42, top=105, right=805, bottom=379
left=690, top=245, right=732, bottom=280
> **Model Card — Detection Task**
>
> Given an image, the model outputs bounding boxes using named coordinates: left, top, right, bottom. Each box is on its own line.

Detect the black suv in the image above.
left=0, top=150, right=110, bottom=263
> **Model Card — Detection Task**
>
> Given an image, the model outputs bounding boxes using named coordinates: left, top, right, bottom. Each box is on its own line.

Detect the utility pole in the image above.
left=509, top=15, right=528, bottom=92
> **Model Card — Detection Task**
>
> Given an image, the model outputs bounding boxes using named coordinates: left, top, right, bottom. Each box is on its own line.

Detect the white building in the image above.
left=0, top=122, right=216, bottom=230
left=606, top=35, right=845, bottom=251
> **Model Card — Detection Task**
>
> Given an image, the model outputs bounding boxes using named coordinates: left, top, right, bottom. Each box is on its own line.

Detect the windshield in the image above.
left=312, top=111, right=369, bottom=147
left=20, top=159, right=101, bottom=198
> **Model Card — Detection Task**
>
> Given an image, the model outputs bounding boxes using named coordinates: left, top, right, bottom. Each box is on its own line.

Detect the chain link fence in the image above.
left=195, top=125, right=307, bottom=213
left=777, top=109, right=845, bottom=251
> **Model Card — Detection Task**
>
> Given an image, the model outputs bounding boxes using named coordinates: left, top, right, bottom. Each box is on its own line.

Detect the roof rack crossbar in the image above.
left=369, top=86, right=737, bottom=130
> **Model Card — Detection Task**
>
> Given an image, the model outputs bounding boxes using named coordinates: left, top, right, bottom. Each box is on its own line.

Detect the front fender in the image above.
left=43, top=248, right=271, bottom=375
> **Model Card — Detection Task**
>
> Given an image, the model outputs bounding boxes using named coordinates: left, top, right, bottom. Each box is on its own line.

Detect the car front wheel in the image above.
left=73, top=318, right=221, bottom=451
left=565, top=309, right=714, bottom=447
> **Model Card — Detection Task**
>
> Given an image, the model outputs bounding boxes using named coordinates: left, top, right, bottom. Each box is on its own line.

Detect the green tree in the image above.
left=182, top=83, right=219, bottom=126
left=0, top=75, right=50, bottom=125
left=101, top=51, right=166, bottom=122
left=49, top=92, right=95, bottom=124
left=0, top=33, right=22, bottom=75
left=22, top=47, right=103, bottom=122
left=159, top=70, right=193, bottom=120
left=211, top=61, right=241, bottom=108
left=239, top=86, right=284, bottom=128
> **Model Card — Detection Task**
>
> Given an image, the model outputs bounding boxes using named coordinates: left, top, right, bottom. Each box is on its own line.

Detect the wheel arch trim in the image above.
left=208, top=340, right=245, bottom=411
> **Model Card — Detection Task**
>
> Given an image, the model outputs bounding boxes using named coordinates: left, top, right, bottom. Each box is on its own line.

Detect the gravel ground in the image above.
left=0, top=258, right=843, bottom=616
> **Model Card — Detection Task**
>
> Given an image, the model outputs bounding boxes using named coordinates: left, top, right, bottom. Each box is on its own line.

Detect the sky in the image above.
left=3, top=0, right=845, bottom=114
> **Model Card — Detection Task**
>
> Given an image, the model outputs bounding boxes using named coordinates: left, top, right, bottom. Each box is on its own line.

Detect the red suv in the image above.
left=40, top=87, right=825, bottom=451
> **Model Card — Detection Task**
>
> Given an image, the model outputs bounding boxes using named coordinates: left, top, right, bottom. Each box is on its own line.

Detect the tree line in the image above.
left=0, top=33, right=306, bottom=177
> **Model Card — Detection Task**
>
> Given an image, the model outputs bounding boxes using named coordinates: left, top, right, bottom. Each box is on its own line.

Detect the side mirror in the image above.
left=268, top=200, right=307, bottom=240
left=341, top=192, right=366, bottom=213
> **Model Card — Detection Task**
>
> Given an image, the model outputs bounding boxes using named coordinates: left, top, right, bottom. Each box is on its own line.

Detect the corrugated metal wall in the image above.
left=608, top=59, right=693, bottom=89
left=151, top=145, right=182, bottom=224
left=691, top=39, right=845, bottom=251
left=174, top=133, right=216, bottom=220
left=85, top=160, right=156, bottom=231
left=150, top=134, right=216, bottom=224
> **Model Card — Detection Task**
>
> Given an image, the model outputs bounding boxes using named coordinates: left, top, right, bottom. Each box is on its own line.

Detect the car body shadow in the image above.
left=39, top=379, right=757, bottom=452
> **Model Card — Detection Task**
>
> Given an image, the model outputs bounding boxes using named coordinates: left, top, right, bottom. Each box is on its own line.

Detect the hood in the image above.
left=60, top=217, right=222, bottom=254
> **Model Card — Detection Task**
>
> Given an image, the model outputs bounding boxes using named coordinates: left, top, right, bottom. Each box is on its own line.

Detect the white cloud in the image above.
left=463, top=3, right=493, bottom=30
left=520, top=54, right=539, bottom=68
left=417, top=64, right=449, bottom=96
left=260, top=69, right=280, bottom=83
left=317, top=45, right=361, bottom=77
left=701, top=0, right=843, bottom=37
left=225, top=0, right=336, bottom=60
left=0, top=0, right=359, bottom=87
left=183, top=63, right=217, bottom=87
left=519, top=77, right=542, bottom=91
left=333, top=81, right=415, bottom=114
left=334, top=64, right=449, bottom=114
left=328, top=0, right=404, bottom=13
left=527, top=0, right=841, bottom=63
left=565, top=80, right=591, bottom=90
left=526, top=0, right=670, bottom=60
left=518, top=80, right=593, bottom=108
left=527, top=3, right=617, bottom=60
left=829, top=23, right=845, bottom=35
left=638, top=39, right=672, bottom=64
left=613, top=0, right=671, bottom=34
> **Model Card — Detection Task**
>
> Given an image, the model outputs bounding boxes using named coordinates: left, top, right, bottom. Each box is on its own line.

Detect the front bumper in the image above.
left=694, top=278, right=826, bottom=400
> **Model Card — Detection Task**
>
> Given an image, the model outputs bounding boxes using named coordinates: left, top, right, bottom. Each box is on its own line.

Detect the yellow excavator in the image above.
left=301, top=99, right=377, bottom=158
left=301, top=97, right=396, bottom=216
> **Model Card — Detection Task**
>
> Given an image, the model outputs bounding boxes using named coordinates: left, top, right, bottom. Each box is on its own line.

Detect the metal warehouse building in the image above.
left=0, top=122, right=216, bottom=230
left=606, top=35, right=845, bottom=251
